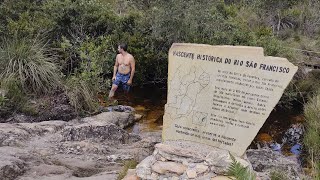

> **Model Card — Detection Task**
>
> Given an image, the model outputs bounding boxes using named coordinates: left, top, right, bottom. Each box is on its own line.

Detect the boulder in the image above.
left=0, top=120, right=67, bottom=147
left=0, top=147, right=28, bottom=180
left=155, top=141, right=251, bottom=174
left=0, top=157, right=26, bottom=180
left=35, top=93, right=77, bottom=122
left=81, top=111, right=136, bottom=129
left=62, top=123, right=140, bottom=144
left=62, top=111, right=140, bottom=144
left=246, top=148, right=301, bottom=180
left=37, top=104, right=76, bottom=121
left=0, top=123, right=31, bottom=146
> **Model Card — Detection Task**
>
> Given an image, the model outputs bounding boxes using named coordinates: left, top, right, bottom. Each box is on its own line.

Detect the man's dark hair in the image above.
left=118, top=43, right=128, bottom=51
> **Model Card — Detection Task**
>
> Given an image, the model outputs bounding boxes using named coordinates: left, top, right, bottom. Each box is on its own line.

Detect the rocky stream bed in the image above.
left=0, top=105, right=305, bottom=180
left=0, top=108, right=161, bottom=180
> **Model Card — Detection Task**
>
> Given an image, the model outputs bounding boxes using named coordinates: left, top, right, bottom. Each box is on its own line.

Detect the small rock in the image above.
left=195, top=164, right=208, bottom=174
left=151, top=161, right=186, bottom=175
left=122, top=175, right=139, bottom=180
left=107, top=155, right=117, bottom=161
left=160, top=157, right=166, bottom=162
left=136, top=156, right=156, bottom=179
left=182, top=160, right=189, bottom=166
left=108, top=105, right=134, bottom=112
left=171, top=176, right=179, bottom=180
left=153, top=149, right=159, bottom=156
left=150, top=172, right=159, bottom=179
left=206, top=151, right=250, bottom=174
left=155, top=143, right=204, bottom=162
left=132, top=124, right=140, bottom=134
left=186, top=169, right=197, bottom=179
left=134, top=114, right=143, bottom=121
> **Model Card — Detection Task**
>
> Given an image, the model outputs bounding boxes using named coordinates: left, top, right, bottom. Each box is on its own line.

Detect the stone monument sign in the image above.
left=163, top=43, right=298, bottom=156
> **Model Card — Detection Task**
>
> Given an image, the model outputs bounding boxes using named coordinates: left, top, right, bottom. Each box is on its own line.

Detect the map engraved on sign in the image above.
left=167, top=65, right=210, bottom=121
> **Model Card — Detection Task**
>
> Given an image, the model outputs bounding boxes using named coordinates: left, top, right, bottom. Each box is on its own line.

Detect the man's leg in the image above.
left=108, top=84, right=118, bottom=99
left=122, top=74, right=131, bottom=103
left=122, top=81, right=132, bottom=103
left=109, top=73, right=120, bottom=99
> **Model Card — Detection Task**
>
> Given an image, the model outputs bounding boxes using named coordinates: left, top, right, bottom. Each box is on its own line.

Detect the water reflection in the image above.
left=115, top=86, right=166, bottom=133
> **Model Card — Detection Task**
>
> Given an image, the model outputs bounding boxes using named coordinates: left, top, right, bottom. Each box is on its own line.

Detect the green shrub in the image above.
left=304, top=91, right=320, bottom=179
left=0, top=94, right=12, bottom=118
left=64, top=76, right=98, bottom=114
left=255, top=36, right=285, bottom=56
left=20, top=104, right=38, bottom=116
left=0, top=78, right=26, bottom=117
left=0, top=95, right=7, bottom=107
left=0, top=35, right=61, bottom=95
left=57, top=34, right=113, bottom=86
left=0, top=0, right=56, bottom=37
left=41, top=0, right=117, bottom=38
left=1, top=78, right=26, bottom=108
left=0, top=0, right=320, bottom=115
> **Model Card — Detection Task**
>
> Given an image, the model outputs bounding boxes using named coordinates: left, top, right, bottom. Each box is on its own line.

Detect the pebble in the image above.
left=151, top=161, right=187, bottom=175
left=195, top=164, right=208, bottom=174
left=186, top=169, right=197, bottom=179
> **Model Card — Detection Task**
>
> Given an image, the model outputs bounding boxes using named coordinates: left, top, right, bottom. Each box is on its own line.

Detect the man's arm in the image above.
left=127, top=57, right=135, bottom=85
left=112, top=55, right=119, bottom=81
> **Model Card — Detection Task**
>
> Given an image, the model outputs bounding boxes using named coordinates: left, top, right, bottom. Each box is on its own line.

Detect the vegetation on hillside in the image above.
left=1, top=1, right=319, bottom=108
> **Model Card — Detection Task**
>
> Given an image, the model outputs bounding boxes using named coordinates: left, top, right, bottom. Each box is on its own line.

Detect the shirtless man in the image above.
left=108, top=43, right=135, bottom=98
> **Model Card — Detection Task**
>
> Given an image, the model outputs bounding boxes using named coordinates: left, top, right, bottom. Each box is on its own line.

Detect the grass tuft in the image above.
left=117, top=160, right=138, bottom=180
left=0, top=35, right=61, bottom=95
left=304, top=91, right=320, bottom=179
left=64, top=76, right=98, bottom=114
left=270, top=170, right=289, bottom=180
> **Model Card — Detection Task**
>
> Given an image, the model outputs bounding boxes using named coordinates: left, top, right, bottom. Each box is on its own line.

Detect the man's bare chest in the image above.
left=118, top=57, right=130, bottom=66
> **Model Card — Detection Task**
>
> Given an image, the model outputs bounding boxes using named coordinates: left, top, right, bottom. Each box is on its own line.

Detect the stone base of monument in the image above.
left=131, top=140, right=252, bottom=180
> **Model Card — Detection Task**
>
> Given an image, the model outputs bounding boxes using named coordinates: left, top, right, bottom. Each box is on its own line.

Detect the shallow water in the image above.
left=113, top=85, right=166, bottom=133
left=107, top=86, right=304, bottom=155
